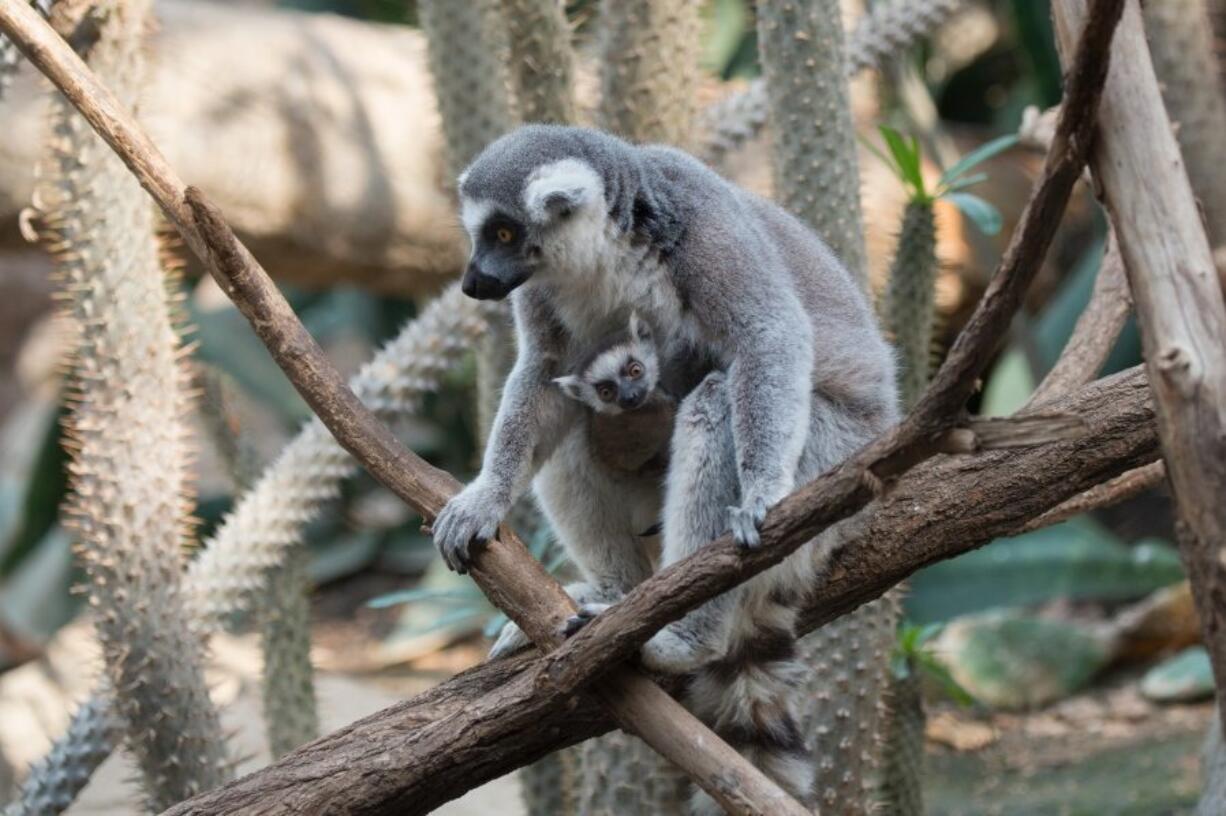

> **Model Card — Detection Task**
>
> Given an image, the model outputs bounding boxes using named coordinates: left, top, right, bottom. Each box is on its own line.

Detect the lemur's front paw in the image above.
left=640, top=626, right=705, bottom=674
left=488, top=620, right=531, bottom=659
left=560, top=602, right=613, bottom=637
left=727, top=495, right=770, bottom=550
left=431, top=485, right=502, bottom=574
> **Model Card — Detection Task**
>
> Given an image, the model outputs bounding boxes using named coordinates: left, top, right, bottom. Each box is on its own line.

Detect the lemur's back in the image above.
left=639, top=144, right=897, bottom=421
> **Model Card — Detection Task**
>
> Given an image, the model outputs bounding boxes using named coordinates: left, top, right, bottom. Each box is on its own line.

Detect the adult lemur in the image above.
left=432, top=125, right=898, bottom=810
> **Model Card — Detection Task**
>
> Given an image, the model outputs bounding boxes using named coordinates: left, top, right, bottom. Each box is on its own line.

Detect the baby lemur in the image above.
left=554, top=311, right=676, bottom=479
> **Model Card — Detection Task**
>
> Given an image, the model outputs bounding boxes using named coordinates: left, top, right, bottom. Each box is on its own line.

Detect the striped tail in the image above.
left=684, top=592, right=814, bottom=815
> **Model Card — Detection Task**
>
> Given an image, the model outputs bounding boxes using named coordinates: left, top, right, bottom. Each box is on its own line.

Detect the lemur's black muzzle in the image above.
left=462, top=260, right=530, bottom=301
left=617, top=386, right=647, bottom=411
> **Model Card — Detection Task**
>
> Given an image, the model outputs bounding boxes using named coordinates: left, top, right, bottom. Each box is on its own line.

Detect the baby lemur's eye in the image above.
left=596, top=384, right=616, bottom=402
left=626, top=361, right=644, bottom=379
left=496, top=227, right=515, bottom=244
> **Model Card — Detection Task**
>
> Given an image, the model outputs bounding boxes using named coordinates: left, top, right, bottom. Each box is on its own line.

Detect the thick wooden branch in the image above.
left=0, top=4, right=808, bottom=813
left=1054, top=0, right=1226, bottom=735
left=161, top=366, right=1158, bottom=815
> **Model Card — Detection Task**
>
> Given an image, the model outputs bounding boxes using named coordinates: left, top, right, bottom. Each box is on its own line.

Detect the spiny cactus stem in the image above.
left=885, top=200, right=939, bottom=407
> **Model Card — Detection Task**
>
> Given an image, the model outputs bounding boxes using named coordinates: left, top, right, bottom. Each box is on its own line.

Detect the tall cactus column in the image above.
left=417, top=0, right=516, bottom=447
left=598, top=0, right=702, bottom=147
left=758, top=0, right=869, bottom=285
left=757, top=2, right=898, bottom=813
left=502, top=0, right=575, bottom=125
left=34, top=0, right=230, bottom=807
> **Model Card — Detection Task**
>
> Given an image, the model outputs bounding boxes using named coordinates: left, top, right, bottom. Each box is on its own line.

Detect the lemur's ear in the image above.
left=524, top=159, right=602, bottom=224
left=629, top=311, right=652, bottom=343
left=553, top=375, right=584, bottom=401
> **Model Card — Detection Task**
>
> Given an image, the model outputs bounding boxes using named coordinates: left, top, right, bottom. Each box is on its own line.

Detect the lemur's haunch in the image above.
left=432, top=125, right=898, bottom=813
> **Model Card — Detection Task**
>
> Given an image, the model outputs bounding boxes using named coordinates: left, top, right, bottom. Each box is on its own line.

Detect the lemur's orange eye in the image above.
left=626, top=361, right=644, bottom=379
left=596, top=384, right=616, bottom=402
left=496, top=227, right=514, bottom=243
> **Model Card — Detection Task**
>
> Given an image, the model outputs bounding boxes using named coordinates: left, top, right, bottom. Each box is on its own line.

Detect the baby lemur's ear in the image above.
left=628, top=311, right=652, bottom=343
left=552, top=375, right=585, bottom=401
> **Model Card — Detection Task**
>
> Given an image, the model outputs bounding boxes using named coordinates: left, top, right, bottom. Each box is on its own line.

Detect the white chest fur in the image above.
left=537, top=214, right=690, bottom=348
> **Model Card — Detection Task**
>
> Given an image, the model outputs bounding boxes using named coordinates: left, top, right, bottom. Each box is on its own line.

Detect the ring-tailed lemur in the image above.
left=431, top=125, right=898, bottom=812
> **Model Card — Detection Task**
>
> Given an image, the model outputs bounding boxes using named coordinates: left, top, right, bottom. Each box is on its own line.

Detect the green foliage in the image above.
left=906, top=518, right=1184, bottom=624
left=893, top=623, right=975, bottom=707
left=864, top=125, right=1015, bottom=234
left=938, top=613, right=1112, bottom=710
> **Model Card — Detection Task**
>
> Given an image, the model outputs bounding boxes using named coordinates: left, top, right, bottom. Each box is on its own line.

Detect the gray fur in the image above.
left=432, top=125, right=898, bottom=807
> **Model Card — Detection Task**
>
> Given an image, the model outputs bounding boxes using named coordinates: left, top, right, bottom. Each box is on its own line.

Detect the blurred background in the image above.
left=0, top=1, right=1214, bottom=813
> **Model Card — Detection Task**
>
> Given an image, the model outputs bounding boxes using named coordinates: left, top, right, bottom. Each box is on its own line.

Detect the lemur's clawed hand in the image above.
left=432, top=483, right=502, bottom=574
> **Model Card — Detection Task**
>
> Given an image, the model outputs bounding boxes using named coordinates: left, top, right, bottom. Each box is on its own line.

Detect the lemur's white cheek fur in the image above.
left=460, top=198, right=495, bottom=238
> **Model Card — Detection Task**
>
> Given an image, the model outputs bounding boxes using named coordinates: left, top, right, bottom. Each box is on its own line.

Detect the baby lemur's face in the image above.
left=555, top=313, right=659, bottom=415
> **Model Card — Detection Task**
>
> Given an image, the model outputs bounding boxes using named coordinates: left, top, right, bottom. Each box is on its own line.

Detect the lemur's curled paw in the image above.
left=560, top=602, right=613, bottom=637
left=640, top=626, right=705, bottom=675
left=431, top=485, right=502, bottom=574
left=727, top=495, right=769, bottom=550
left=488, top=620, right=531, bottom=659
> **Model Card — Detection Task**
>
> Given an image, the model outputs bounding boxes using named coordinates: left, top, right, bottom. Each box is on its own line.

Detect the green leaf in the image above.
left=881, top=126, right=925, bottom=197
left=947, top=192, right=1003, bottom=236
left=943, top=172, right=988, bottom=193
left=916, top=652, right=976, bottom=707
left=905, top=517, right=1184, bottom=624
left=939, top=134, right=1019, bottom=189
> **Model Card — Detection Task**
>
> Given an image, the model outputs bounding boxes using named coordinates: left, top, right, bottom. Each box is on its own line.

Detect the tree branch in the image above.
left=161, top=365, right=1159, bottom=815
left=1053, top=0, right=1226, bottom=735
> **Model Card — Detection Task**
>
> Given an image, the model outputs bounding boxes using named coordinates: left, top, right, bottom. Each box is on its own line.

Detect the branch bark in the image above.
left=1053, top=0, right=1226, bottom=736
left=160, top=365, right=1158, bottom=815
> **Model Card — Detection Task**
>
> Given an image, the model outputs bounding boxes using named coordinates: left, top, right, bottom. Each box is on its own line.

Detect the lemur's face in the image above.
left=458, top=149, right=604, bottom=301
left=555, top=314, right=659, bottom=415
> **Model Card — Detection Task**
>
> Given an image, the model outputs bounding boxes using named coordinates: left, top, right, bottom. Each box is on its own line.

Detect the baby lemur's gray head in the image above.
left=455, top=125, right=683, bottom=301
left=554, top=312, right=659, bottom=415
